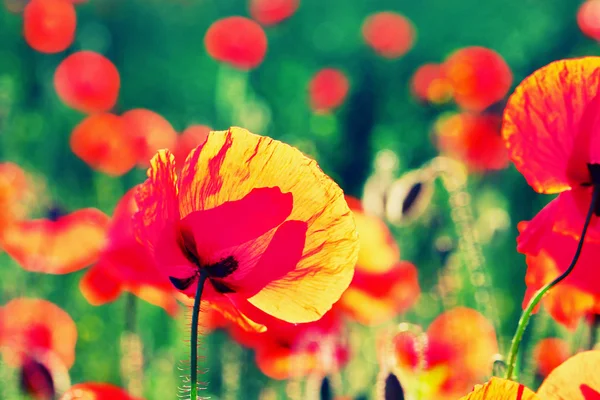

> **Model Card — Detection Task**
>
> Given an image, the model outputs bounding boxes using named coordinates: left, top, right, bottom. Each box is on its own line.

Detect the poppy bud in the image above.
left=20, top=358, right=55, bottom=400
left=385, top=170, right=434, bottom=226
left=378, top=372, right=405, bottom=400
left=320, top=376, right=333, bottom=400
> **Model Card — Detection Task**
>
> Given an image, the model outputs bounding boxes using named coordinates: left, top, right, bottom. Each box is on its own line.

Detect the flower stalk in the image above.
left=190, top=272, right=208, bottom=400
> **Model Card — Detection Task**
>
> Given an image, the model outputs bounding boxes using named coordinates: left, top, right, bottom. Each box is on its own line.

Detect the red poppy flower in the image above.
left=70, top=113, right=138, bottom=176
left=0, top=208, right=109, bottom=274
left=443, top=46, right=512, bottom=111
left=80, top=188, right=178, bottom=315
left=533, top=338, right=570, bottom=377
left=362, top=12, right=415, bottom=59
left=134, top=127, right=358, bottom=330
left=249, top=0, right=298, bottom=26
left=0, top=298, right=77, bottom=369
left=60, top=383, right=140, bottom=400
left=54, top=51, right=120, bottom=114
left=309, top=68, right=350, bottom=113
left=537, top=350, right=600, bottom=399
left=121, top=109, right=178, bottom=168
left=434, top=112, right=508, bottom=172
left=228, top=306, right=347, bottom=379
left=204, top=17, right=267, bottom=70
left=393, top=307, right=498, bottom=399
left=23, top=0, right=76, bottom=53
left=0, top=162, right=29, bottom=233
left=578, top=0, right=600, bottom=41
left=411, top=63, right=453, bottom=104
left=336, top=197, right=419, bottom=325
left=517, top=212, right=600, bottom=328
left=503, top=58, right=600, bottom=243
left=173, top=125, right=211, bottom=168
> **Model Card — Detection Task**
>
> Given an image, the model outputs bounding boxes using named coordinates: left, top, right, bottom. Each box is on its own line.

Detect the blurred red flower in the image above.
left=411, top=63, right=453, bottom=104
left=80, top=188, right=179, bottom=315
left=204, top=17, right=267, bottom=70
left=503, top=58, right=600, bottom=242
left=70, top=113, right=138, bottom=176
left=0, top=208, right=109, bottom=274
left=0, top=162, right=29, bottom=234
left=173, top=125, right=211, bottom=169
left=393, top=307, right=498, bottom=399
left=134, top=127, right=358, bottom=331
left=337, top=197, right=419, bottom=325
left=362, top=11, right=415, bottom=59
left=54, top=51, right=120, bottom=114
left=443, top=46, right=512, bottom=111
left=434, top=112, right=508, bottom=172
left=578, top=0, right=600, bottom=41
left=23, top=0, right=76, bottom=53
left=308, top=68, right=349, bottom=113
left=121, top=109, right=178, bottom=168
left=533, top=338, right=570, bottom=377
left=60, top=383, right=141, bottom=400
left=249, top=0, right=298, bottom=26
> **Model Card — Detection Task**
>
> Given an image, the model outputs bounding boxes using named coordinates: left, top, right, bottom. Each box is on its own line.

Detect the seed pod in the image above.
left=385, top=170, right=434, bottom=226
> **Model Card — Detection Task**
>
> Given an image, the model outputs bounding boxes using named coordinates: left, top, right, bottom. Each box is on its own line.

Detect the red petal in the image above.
left=79, top=264, right=123, bottom=306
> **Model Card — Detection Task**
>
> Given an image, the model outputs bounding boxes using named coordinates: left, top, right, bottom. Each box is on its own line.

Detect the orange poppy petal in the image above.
left=533, top=338, right=571, bottom=377
left=502, top=57, right=600, bottom=193
left=60, top=383, right=140, bottom=400
left=459, top=377, right=538, bottom=400
left=0, top=162, right=29, bottom=230
left=129, top=285, right=179, bottom=317
left=0, top=208, right=109, bottom=274
left=175, top=127, right=357, bottom=323
left=538, top=351, right=600, bottom=399
left=255, top=345, right=319, bottom=380
left=79, top=264, right=123, bottom=306
left=553, top=188, right=600, bottom=243
left=0, top=298, right=77, bottom=369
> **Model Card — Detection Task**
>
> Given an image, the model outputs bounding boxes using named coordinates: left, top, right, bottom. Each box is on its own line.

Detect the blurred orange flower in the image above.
left=23, top=0, right=76, bottom=53
left=309, top=68, right=350, bottom=113
left=54, top=51, right=120, bottom=114
left=393, top=307, right=498, bottom=399
left=70, top=113, right=138, bottom=176
left=134, top=127, right=358, bottom=330
left=578, top=0, right=600, bottom=41
left=443, top=46, right=512, bottom=111
left=80, top=188, right=179, bottom=315
left=204, top=17, right=267, bottom=70
left=504, top=58, right=600, bottom=247
left=411, top=63, right=453, bottom=104
left=337, top=197, right=419, bottom=325
left=60, top=383, right=141, bottom=400
left=0, top=162, right=29, bottom=233
left=533, top=338, right=570, bottom=377
left=362, top=11, right=415, bottom=59
left=173, top=125, right=211, bottom=168
left=249, top=0, right=298, bottom=26
left=434, top=112, right=508, bottom=172
left=0, top=208, right=109, bottom=274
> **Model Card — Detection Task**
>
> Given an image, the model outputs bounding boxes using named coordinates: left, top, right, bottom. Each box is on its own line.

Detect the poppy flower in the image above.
left=361, top=12, right=415, bottom=59
left=0, top=162, right=29, bottom=233
left=60, top=383, right=140, bottom=400
left=23, top=0, right=76, bottom=53
left=121, top=109, right=178, bottom=168
left=204, top=17, right=267, bottom=70
left=393, top=307, right=498, bottom=399
left=533, top=338, right=570, bottom=377
left=70, top=113, right=138, bottom=176
left=517, top=214, right=600, bottom=328
left=54, top=51, right=120, bottom=114
left=537, top=350, right=600, bottom=399
left=0, top=298, right=77, bottom=369
left=134, top=127, right=358, bottom=330
left=79, top=188, right=178, bottom=315
left=503, top=58, right=600, bottom=243
left=434, top=112, right=508, bottom=172
left=309, top=69, right=350, bottom=113
left=458, top=377, right=539, bottom=399
left=173, top=125, right=211, bottom=168
left=336, top=197, right=419, bottom=325
left=0, top=208, right=109, bottom=274
left=249, top=0, right=298, bottom=26
left=578, top=0, right=600, bottom=41
left=411, top=63, right=453, bottom=104
left=443, top=46, right=512, bottom=111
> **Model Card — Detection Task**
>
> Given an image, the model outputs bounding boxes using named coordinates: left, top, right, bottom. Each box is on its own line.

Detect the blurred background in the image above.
left=0, top=0, right=597, bottom=399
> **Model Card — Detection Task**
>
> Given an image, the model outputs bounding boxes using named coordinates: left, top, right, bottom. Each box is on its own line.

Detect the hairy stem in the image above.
left=190, top=272, right=208, bottom=400
left=505, top=186, right=600, bottom=380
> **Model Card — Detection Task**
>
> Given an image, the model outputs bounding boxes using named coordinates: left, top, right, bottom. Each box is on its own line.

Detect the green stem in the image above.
left=505, top=186, right=600, bottom=380
left=125, top=292, right=136, bottom=333
left=589, top=314, right=600, bottom=350
left=190, top=272, right=208, bottom=400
